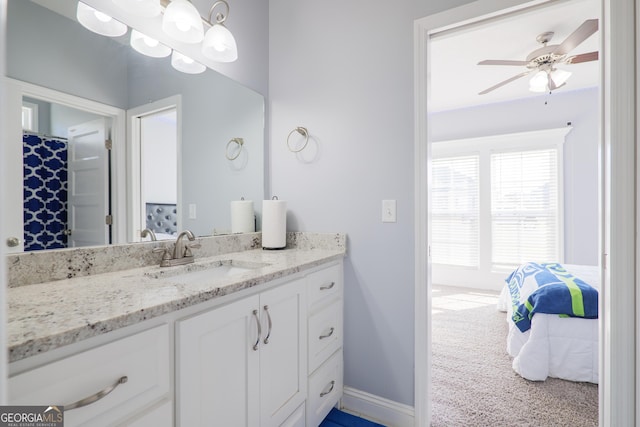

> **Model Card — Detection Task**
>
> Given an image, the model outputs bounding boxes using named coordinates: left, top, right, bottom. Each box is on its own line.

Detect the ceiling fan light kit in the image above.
left=478, top=19, right=599, bottom=96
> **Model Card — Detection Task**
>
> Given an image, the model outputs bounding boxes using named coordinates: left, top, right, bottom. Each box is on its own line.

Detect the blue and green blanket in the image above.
left=506, top=262, right=598, bottom=332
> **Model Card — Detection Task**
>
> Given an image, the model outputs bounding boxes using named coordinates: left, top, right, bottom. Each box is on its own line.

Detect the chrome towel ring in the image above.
left=287, top=127, right=309, bottom=152
left=225, top=137, right=244, bottom=160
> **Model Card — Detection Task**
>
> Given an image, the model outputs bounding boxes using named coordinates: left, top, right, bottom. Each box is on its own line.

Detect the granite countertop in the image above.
left=8, top=246, right=345, bottom=363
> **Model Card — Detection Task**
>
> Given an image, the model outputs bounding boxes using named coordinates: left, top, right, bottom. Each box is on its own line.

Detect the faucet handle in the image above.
left=153, top=246, right=171, bottom=260
left=184, top=242, right=201, bottom=257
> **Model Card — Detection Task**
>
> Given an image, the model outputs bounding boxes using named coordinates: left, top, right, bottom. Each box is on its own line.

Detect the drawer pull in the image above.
left=252, top=309, right=261, bottom=351
left=65, top=376, right=128, bottom=411
left=320, top=282, right=335, bottom=291
left=320, top=380, right=335, bottom=398
left=263, top=305, right=272, bottom=345
left=319, top=327, right=335, bottom=340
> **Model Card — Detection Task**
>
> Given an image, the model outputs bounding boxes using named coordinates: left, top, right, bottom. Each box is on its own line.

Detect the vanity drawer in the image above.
left=308, top=299, right=342, bottom=373
left=307, top=349, right=343, bottom=427
left=9, top=324, right=170, bottom=427
left=307, top=263, right=343, bottom=308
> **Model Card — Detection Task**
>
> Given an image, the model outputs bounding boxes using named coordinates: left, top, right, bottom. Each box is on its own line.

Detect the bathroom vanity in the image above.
left=6, top=232, right=345, bottom=427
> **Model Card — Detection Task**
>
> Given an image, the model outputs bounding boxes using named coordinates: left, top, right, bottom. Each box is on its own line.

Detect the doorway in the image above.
left=127, top=96, right=181, bottom=242
left=414, top=1, right=637, bottom=426
left=4, top=78, right=126, bottom=252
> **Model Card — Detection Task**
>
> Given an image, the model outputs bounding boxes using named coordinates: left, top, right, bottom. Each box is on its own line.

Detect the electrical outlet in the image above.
left=189, top=204, right=197, bottom=219
left=382, top=200, right=396, bottom=223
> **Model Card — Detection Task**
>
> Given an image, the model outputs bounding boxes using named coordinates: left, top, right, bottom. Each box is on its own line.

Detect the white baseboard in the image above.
left=340, top=386, right=415, bottom=427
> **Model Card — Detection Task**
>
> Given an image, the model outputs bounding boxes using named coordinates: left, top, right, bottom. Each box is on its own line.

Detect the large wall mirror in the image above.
left=4, top=0, right=265, bottom=253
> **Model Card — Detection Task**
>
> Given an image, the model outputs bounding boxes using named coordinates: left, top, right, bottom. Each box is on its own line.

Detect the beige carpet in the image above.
left=431, top=285, right=598, bottom=427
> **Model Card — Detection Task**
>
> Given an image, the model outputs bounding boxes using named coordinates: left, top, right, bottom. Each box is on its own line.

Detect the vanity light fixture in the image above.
left=76, top=1, right=127, bottom=37
left=130, top=30, right=172, bottom=58
left=171, top=51, right=206, bottom=74
left=76, top=0, right=239, bottom=74
left=201, top=1, right=238, bottom=63
left=162, top=0, right=205, bottom=44
left=112, top=0, right=162, bottom=18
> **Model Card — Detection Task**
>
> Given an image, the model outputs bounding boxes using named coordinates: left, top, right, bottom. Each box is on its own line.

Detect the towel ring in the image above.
left=287, top=127, right=309, bottom=153
left=225, top=137, right=244, bottom=160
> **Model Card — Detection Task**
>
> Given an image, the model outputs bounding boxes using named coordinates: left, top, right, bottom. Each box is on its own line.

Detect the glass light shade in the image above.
left=162, top=0, right=204, bottom=44
left=202, top=24, right=238, bottom=62
left=112, top=0, right=161, bottom=17
left=130, top=30, right=172, bottom=58
left=550, top=69, right=572, bottom=87
left=529, top=70, right=549, bottom=93
left=77, top=2, right=127, bottom=37
left=171, top=51, right=206, bottom=74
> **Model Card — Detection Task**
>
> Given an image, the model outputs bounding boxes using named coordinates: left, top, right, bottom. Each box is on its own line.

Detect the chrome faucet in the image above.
left=154, top=230, right=201, bottom=267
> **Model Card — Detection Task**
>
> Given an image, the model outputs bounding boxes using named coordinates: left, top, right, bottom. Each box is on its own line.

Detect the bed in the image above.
left=497, top=263, right=599, bottom=383
left=145, top=202, right=178, bottom=240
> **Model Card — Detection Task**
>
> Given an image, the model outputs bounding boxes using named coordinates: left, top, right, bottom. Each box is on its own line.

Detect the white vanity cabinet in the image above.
left=177, top=277, right=308, bottom=427
left=8, top=324, right=171, bottom=427
left=306, top=263, right=344, bottom=427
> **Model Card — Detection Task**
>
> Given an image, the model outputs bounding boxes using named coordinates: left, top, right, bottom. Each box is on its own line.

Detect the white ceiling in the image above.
left=429, top=0, right=600, bottom=112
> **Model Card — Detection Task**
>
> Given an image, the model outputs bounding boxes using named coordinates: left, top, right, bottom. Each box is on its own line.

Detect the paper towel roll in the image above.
left=231, top=200, right=255, bottom=234
left=262, top=199, right=287, bottom=249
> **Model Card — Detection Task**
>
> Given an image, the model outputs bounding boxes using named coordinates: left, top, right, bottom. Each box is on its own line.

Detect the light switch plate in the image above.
left=382, top=200, right=396, bottom=223
left=188, top=203, right=197, bottom=219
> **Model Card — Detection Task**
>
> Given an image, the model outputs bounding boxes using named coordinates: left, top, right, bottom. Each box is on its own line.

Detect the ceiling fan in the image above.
left=477, top=19, right=598, bottom=95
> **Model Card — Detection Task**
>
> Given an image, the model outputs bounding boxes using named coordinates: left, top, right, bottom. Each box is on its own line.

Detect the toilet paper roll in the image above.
left=231, top=200, right=255, bottom=234
left=262, top=199, right=287, bottom=249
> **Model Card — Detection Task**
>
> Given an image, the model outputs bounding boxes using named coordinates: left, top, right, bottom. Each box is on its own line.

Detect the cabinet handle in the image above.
left=320, top=281, right=335, bottom=291
left=263, top=305, right=272, bottom=345
left=319, top=327, right=335, bottom=340
left=65, top=376, right=128, bottom=411
left=320, top=380, right=335, bottom=398
left=252, top=309, right=261, bottom=351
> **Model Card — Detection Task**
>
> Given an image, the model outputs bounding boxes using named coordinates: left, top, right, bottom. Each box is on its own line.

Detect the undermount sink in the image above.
left=145, top=259, right=268, bottom=285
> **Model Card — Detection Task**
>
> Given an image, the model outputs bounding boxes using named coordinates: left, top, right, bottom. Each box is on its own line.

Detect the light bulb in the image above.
left=130, top=30, right=171, bottom=58
left=94, top=10, right=112, bottom=23
left=77, top=2, right=127, bottom=38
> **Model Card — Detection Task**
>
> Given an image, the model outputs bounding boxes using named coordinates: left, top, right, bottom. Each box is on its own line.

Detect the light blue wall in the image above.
left=430, top=88, right=600, bottom=266
left=269, top=0, right=475, bottom=406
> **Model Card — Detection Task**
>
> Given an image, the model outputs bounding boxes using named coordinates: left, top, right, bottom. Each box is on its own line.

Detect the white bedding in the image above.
left=497, top=264, right=599, bottom=383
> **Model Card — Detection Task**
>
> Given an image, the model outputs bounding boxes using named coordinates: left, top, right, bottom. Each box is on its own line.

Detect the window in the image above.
left=22, top=102, right=38, bottom=132
left=491, top=148, right=559, bottom=269
left=432, top=128, right=568, bottom=288
left=432, top=155, right=479, bottom=267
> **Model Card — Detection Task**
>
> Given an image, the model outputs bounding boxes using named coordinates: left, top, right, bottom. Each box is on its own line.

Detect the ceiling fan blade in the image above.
left=566, top=51, right=599, bottom=64
left=478, top=71, right=530, bottom=95
left=554, top=19, right=599, bottom=55
left=478, top=59, right=528, bottom=66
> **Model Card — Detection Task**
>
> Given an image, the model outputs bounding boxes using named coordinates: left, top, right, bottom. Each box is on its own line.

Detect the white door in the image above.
left=67, top=119, right=110, bottom=247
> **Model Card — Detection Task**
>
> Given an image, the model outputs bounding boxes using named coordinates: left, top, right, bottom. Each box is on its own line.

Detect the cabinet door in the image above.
left=177, top=295, right=260, bottom=427
left=259, top=279, right=307, bottom=427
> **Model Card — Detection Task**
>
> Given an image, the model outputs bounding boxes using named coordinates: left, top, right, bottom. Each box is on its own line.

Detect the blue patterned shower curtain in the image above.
left=23, top=132, right=68, bottom=251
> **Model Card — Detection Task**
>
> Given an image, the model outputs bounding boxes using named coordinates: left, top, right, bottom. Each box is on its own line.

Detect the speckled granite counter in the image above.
left=8, top=232, right=346, bottom=362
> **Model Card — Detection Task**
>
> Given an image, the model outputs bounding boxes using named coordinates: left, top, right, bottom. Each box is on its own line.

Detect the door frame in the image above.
left=4, top=78, right=127, bottom=249
left=126, top=95, right=182, bottom=242
left=414, top=0, right=637, bottom=426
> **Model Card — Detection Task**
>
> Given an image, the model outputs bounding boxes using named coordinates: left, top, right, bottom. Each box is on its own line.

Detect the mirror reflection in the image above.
left=5, top=0, right=265, bottom=252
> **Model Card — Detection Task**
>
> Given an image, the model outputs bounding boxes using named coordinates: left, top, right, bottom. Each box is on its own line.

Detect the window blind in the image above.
left=490, top=148, right=559, bottom=269
left=432, top=155, right=480, bottom=267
